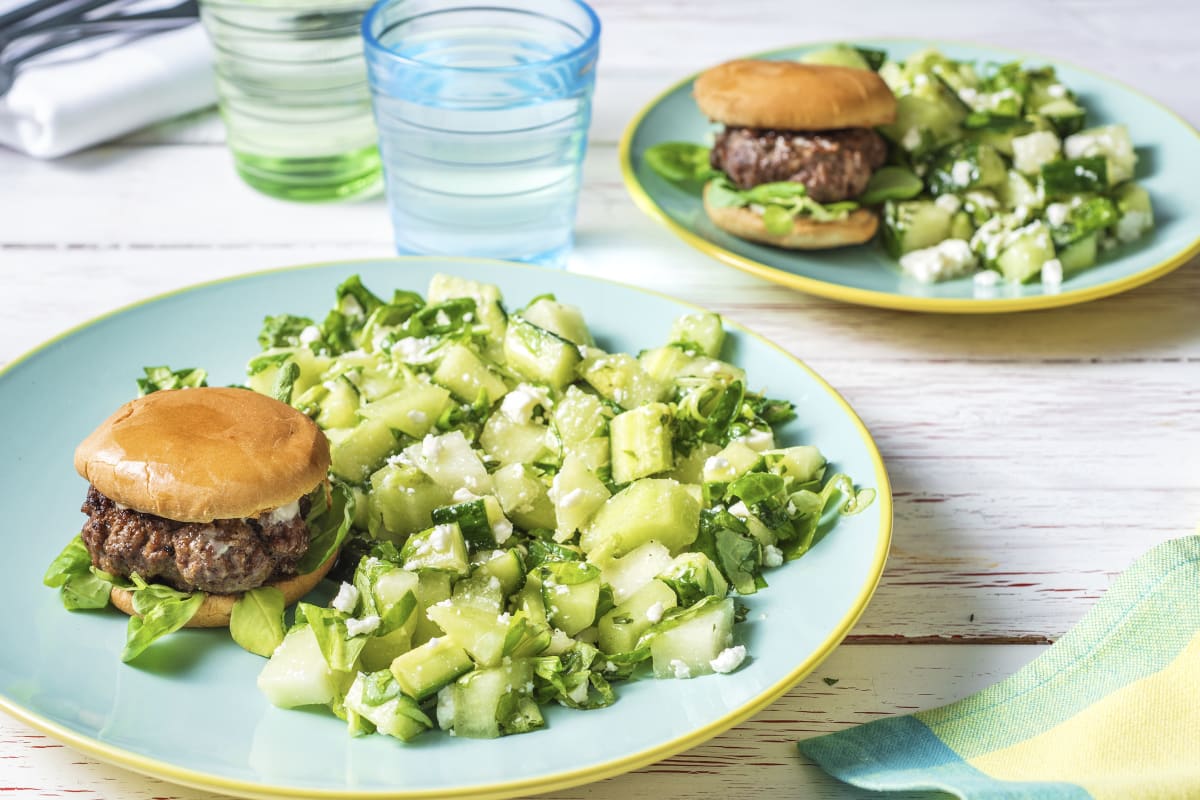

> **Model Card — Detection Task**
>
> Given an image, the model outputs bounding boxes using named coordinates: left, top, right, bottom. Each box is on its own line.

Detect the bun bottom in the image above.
left=109, top=551, right=339, bottom=629
left=703, top=183, right=879, bottom=250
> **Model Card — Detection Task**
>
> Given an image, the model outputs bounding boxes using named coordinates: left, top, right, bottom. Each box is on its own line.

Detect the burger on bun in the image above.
left=72, top=386, right=337, bottom=631
left=692, top=59, right=897, bottom=249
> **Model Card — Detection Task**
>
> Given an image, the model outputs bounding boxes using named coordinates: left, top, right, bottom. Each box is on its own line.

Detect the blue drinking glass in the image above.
left=362, top=0, right=601, bottom=268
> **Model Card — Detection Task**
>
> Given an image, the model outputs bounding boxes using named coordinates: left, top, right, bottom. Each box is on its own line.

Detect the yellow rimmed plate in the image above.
left=0, top=258, right=890, bottom=799
left=619, top=40, right=1200, bottom=313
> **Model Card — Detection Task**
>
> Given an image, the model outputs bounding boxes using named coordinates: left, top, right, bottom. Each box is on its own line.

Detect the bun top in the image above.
left=694, top=59, right=897, bottom=130
left=75, top=387, right=330, bottom=523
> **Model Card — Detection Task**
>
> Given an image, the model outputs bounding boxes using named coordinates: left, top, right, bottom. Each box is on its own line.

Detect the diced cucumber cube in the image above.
left=581, top=479, right=701, bottom=559
left=701, top=441, right=762, bottom=484
left=433, top=343, right=508, bottom=405
left=594, top=539, right=674, bottom=604
left=996, top=222, right=1056, bottom=283
left=598, top=579, right=678, bottom=655
left=343, top=671, right=432, bottom=741
left=473, top=549, right=526, bottom=597
left=550, top=453, right=610, bottom=542
left=360, top=627, right=415, bottom=673
left=1064, top=124, right=1137, bottom=185
left=328, top=419, right=397, bottom=483
left=1041, top=156, right=1107, bottom=197
left=928, top=142, right=1006, bottom=195
left=313, top=375, right=360, bottom=429
left=410, top=571, right=452, bottom=646
left=426, top=602, right=512, bottom=667
left=1058, top=234, right=1098, bottom=274
left=538, top=561, right=602, bottom=635
left=504, top=316, right=581, bottom=390
left=644, top=597, right=735, bottom=679
left=763, top=445, right=827, bottom=485
left=610, top=402, right=674, bottom=484
left=450, top=660, right=539, bottom=739
left=427, top=273, right=507, bottom=358
left=401, top=523, right=470, bottom=577
left=668, top=311, right=725, bottom=358
left=390, top=636, right=474, bottom=700
left=521, top=296, right=594, bottom=346
left=492, top=463, right=557, bottom=531
left=367, top=462, right=452, bottom=543
left=404, top=430, right=493, bottom=495
left=1011, top=130, right=1061, bottom=175
left=258, top=625, right=339, bottom=709
left=882, top=200, right=954, bottom=258
left=638, top=346, right=695, bottom=384
left=552, top=386, right=610, bottom=444
left=669, top=442, right=720, bottom=485
left=1112, top=183, right=1154, bottom=244
left=579, top=352, right=666, bottom=408
left=359, top=383, right=451, bottom=439
left=480, top=410, right=553, bottom=467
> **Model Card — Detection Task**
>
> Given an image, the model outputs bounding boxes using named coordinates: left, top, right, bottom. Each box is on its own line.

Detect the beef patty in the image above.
left=710, top=127, right=888, bottom=203
left=80, top=485, right=311, bottom=594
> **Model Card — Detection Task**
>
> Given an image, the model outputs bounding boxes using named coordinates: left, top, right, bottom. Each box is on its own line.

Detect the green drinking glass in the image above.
left=198, top=0, right=382, bottom=201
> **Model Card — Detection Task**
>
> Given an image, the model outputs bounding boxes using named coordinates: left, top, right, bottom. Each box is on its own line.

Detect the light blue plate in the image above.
left=620, top=40, right=1200, bottom=313
left=0, top=259, right=891, bottom=799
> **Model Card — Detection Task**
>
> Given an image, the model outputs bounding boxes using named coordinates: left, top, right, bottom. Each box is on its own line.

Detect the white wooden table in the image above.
left=2, top=1, right=1197, bottom=798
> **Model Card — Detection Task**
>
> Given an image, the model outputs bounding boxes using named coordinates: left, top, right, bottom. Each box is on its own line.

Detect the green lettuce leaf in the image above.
left=43, top=536, right=111, bottom=610
left=297, top=482, right=354, bottom=575
left=705, top=176, right=858, bottom=223
left=230, top=586, right=286, bottom=658
left=122, top=574, right=205, bottom=662
left=296, top=602, right=366, bottom=672
left=643, top=142, right=717, bottom=183
left=136, top=366, right=208, bottom=396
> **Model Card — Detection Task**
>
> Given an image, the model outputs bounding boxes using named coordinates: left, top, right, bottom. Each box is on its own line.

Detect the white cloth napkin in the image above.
left=0, top=22, right=216, bottom=158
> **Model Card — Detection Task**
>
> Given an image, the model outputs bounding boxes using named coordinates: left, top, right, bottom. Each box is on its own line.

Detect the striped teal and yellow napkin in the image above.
left=800, top=536, right=1200, bottom=799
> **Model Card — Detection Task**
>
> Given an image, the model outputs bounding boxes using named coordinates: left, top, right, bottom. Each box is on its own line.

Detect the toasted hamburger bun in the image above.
left=109, top=551, right=338, bottom=629
left=75, top=386, right=331, bottom=523
left=704, top=183, right=879, bottom=250
left=693, top=59, right=896, bottom=130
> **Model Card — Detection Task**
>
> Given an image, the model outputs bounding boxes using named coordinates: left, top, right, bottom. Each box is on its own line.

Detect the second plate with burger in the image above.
left=620, top=39, right=1200, bottom=313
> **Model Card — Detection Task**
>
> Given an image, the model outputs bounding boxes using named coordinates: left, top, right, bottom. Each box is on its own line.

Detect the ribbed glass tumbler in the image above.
left=362, top=0, right=601, bottom=266
left=199, top=0, right=382, bottom=201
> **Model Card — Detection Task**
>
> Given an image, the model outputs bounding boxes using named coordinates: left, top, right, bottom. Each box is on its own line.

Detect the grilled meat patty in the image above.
left=710, top=126, right=888, bottom=203
left=80, top=485, right=310, bottom=594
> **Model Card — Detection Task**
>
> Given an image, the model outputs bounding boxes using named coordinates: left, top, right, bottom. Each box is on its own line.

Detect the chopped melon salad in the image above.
left=239, top=273, right=874, bottom=742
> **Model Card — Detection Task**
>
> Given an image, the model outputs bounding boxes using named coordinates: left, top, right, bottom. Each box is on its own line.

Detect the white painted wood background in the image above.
left=1, top=0, right=1197, bottom=797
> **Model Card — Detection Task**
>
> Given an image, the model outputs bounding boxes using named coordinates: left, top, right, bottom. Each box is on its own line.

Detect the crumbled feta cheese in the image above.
left=735, top=428, right=774, bottom=452
left=266, top=500, right=300, bottom=525
left=912, top=73, right=929, bottom=88
left=899, top=239, right=978, bottom=283
left=497, top=612, right=511, bottom=625
left=555, top=584, right=570, bottom=595
left=1115, top=210, right=1151, bottom=243
left=421, top=434, right=442, bottom=459
left=645, top=601, right=665, bottom=623
left=950, top=160, right=974, bottom=187
left=1065, top=124, right=1136, bottom=183
left=973, top=270, right=1001, bottom=289
left=500, top=383, right=552, bottom=423
left=763, top=545, right=784, bottom=568
left=434, top=309, right=451, bottom=328
left=452, top=487, right=477, bottom=503
left=341, top=295, right=364, bottom=317
left=902, top=127, right=922, bottom=152
left=1046, top=83, right=1068, bottom=98
left=1012, top=130, right=1061, bottom=175
left=331, top=582, right=359, bottom=614
left=1045, top=202, right=1070, bottom=227
left=391, top=335, right=439, bottom=364
left=728, top=500, right=751, bottom=519
left=957, top=86, right=979, bottom=106
left=492, top=517, right=513, bottom=544
left=669, top=659, right=692, bottom=679
left=345, top=615, right=380, bottom=637
left=1041, top=258, right=1064, bottom=287
left=704, top=456, right=730, bottom=474
left=934, top=193, right=962, bottom=215
left=429, top=523, right=454, bottom=550
left=710, top=645, right=748, bottom=674
left=298, top=325, right=321, bottom=345
left=406, top=409, right=428, bottom=426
